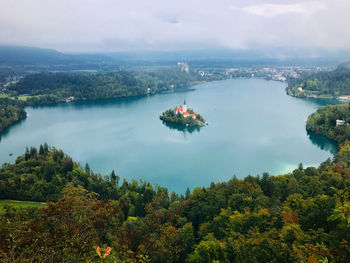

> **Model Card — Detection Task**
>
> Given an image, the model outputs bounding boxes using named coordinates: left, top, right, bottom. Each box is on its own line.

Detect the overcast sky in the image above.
left=0, top=0, right=349, bottom=52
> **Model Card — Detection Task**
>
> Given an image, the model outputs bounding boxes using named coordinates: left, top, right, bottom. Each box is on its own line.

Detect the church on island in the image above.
left=175, top=100, right=197, bottom=119
left=159, top=100, right=205, bottom=127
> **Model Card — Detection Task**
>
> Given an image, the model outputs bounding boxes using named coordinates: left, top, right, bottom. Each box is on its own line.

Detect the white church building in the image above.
left=175, top=100, right=197, bottom=119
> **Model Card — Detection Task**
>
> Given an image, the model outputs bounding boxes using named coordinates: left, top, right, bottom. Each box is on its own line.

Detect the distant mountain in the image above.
left=0, top=46, right=115, bottom=68
left=337, top=61, right=350, bottom=70
left=106, top=48, right=350, bottom=67
left=1, top=45, right=350, bottom=69
left=0, top=46, right=77, bottom=65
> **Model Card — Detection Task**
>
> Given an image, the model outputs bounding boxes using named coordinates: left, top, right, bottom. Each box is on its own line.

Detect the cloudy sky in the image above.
left=0, top=0, right=349, bottom=52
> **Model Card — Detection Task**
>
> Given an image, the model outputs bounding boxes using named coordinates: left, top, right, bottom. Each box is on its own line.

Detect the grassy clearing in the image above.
left=17, top=95, right=32, bottom=101
left=0, top=94, right=34, bottom=101
left=71, top=69, right=99, bottom=73
left=0, top=200, right=47, bottom=210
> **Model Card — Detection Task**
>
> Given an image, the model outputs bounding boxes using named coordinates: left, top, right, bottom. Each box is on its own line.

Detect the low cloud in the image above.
left=0, top=0, right=348, bottom=52
left=242, top=2, right=327, bottom=17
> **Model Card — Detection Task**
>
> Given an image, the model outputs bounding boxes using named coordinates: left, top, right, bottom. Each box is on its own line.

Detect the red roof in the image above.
left=175, top=107, right=183, bottom=112
left=183, top=112, right=189, bottom=115
left=190, top=114, right=196, bottom=117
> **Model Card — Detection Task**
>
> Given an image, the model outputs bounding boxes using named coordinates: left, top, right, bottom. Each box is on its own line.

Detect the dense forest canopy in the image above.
left=306, top=103, right=350, bottom=145
left=286, top=65, right=350, bottom=97
left=0, top=144, right=123, bottom=202
left=0, top=66, right=210, bottom=138
left=0, top=98, right=26, bottom=133
left=6, top=67, right=201, bottom=105
left=1, top=144, right=350, bottom=262
left=2, top=59, right=350, bottom=261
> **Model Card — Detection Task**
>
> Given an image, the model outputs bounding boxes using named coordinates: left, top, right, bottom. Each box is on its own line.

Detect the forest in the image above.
left=1, top=143, right=350, bottom=262
left=286, top=67, right=350, bottom=98
left=1, top=66, right=350, bottom=262
left=0, top=67, right=204, bottom=131
left=0, top=98, right=26, bottom=133
left=306, top=103, right=350, bottom=145
left=5, top=67, right=202, bottom=105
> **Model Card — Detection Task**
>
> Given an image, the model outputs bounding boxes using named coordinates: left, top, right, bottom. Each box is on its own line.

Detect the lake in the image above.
left=0, top=78, right=338, bottom=193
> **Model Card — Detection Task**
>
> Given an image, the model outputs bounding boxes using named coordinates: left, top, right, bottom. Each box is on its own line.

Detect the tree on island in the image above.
left=160, top=104, right=205, bottom=127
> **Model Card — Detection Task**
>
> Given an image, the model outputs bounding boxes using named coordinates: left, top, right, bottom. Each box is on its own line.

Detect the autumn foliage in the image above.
left=1, top=145, right=350, bottom=262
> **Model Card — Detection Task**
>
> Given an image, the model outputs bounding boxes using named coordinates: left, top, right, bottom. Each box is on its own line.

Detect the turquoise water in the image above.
left=0, top=79, right=338, bottom=192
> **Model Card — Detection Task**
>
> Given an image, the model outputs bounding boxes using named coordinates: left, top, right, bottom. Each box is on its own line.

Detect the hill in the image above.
left=5, top=68, right=200, bottom=105
left=2, top=46, right=350, bottom=70
left=337, top=61, right=350, bottom=70
left=306, top=103, right=350, bottom=145
left=0, top=46, right=78, bottom=66
left=1, top=144, right=350, bottom=262
left=0, top=45, right=116, bottom=70
left=0, top=98, right=26, bottom=133
left=286, top=61, right=350, bottom=98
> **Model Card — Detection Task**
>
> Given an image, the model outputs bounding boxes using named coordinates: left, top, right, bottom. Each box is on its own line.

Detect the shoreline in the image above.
left=1, top=78, right=338, bottom=181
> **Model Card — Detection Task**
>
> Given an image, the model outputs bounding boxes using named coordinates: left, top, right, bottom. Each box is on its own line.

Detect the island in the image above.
left=160, top=100, right=206, bottom=127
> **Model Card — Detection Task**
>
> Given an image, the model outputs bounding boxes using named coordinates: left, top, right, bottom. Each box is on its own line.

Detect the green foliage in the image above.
left=160, top=108, right=205, bottom=127
left=1, top=146, right=350, bottom=262
left=329, top=186, right=350, bottom=227
left=0, top=200, right=46, bottom=211
left=6, top=68, right=200, bottom=105
left=0, top=98, right=26, bottom=133
left=306, top=103, right=350, bottom=145
left=287, top=67, right=350, bottom=97
left=187, top=234, right=228, bottom=263
left=0, top=144, right=158, bottom=215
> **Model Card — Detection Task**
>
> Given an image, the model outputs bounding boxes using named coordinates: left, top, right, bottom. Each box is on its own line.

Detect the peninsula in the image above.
left=286, top=61, right=350, bottom=99
left=160, top=100, right=206, bottom=127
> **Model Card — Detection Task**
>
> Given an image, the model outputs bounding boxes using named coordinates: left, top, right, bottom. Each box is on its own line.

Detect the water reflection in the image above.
left=0, top=118, right=27, bottom=142
left=29, top=95, right=147, bottom=110
left=160, top=87, right=196, bottom=95
left=307, top=130, right=338, bottom=155
left=161, top=120, right=202, bottom=134
left=28, top=87, right=197, bottom=111
left=299, top=97, right=343, bottom=107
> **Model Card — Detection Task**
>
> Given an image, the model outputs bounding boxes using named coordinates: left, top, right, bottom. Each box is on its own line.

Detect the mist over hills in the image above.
left=337, top=60, right=350, bottom=70
left=0, top=46, right=77, bottom=65
left=1, top=45, right=350, bottom=69
left=106, top=48, right=350, bottom=67
left=0, top=46, right=115, bottom=69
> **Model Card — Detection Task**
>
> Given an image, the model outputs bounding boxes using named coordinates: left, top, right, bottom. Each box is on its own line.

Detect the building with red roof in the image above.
left=174, top=100, right=197, bottom=119
left=175, top=106, right=183, bottom=112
